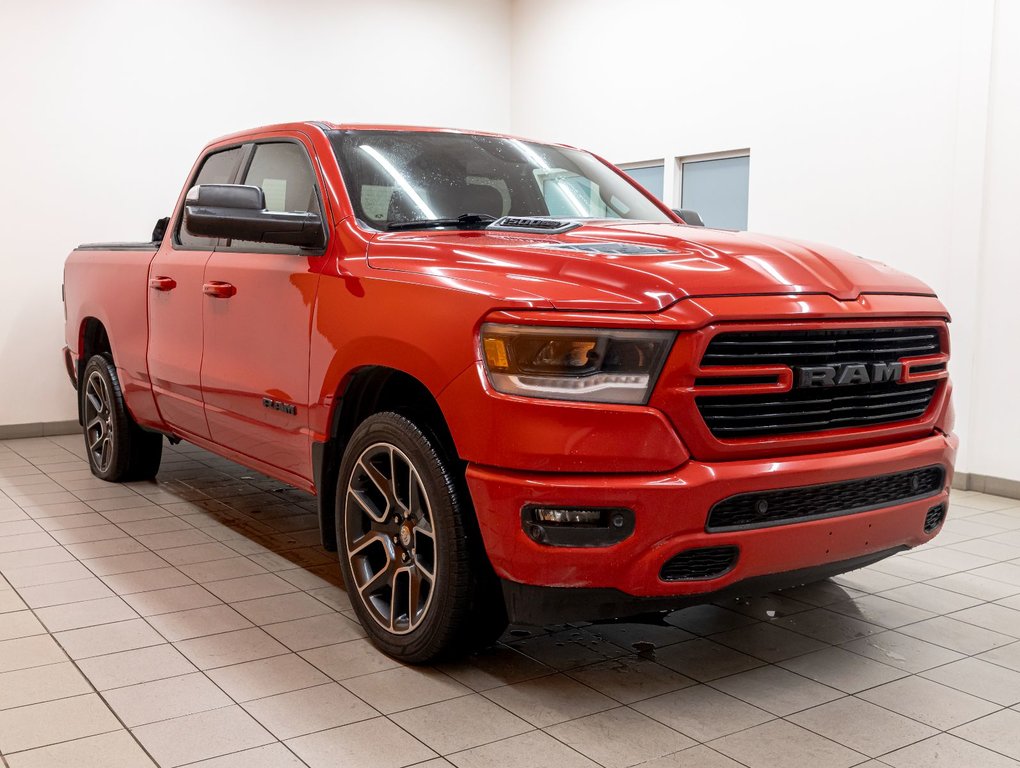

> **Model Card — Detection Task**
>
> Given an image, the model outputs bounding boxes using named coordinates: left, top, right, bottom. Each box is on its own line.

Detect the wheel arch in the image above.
left=76, top=317, right=113, bottom=424
left=313, top=365, right=460, bottom=552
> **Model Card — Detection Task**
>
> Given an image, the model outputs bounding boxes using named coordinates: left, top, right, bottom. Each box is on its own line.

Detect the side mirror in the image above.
left=184, top=184, right=325, bottom=248
left=672, top=208, right=705, bottom=227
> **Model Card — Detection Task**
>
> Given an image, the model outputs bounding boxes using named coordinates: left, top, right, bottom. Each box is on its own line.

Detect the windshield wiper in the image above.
left=386, top=213, right=497, bottom=232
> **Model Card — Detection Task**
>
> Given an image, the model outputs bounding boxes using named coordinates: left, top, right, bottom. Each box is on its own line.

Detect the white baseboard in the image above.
left=0, top=420, right=80, bottom=439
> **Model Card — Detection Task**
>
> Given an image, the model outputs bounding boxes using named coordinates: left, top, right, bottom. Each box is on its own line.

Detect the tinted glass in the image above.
left=681, top=155, right=750, bottom=230
left=624, top=165, right=665, bottom=200
left=224, top=142, right=323, bottom=252
left=178, top=147, right=242, bottom=248
left=329, top=130, right=669, bottom=229
left=242, top=142, right=321, bottom=216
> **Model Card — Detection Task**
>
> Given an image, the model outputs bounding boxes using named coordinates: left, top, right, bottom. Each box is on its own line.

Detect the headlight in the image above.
left=479, top=323, right=675, bottom=404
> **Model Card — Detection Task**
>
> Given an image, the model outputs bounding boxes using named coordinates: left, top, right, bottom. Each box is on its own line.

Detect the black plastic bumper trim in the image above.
left=706, top=465, right=946, bottom=533
left=500, top=546, right=907, bottom=626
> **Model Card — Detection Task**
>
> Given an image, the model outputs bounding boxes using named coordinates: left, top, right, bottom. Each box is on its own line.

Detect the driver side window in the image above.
left=227, top=141, right=324, bottom=252
left=243, top=143, right=321, bottom=216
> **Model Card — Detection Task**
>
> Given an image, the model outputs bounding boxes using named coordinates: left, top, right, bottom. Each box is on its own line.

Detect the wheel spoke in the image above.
left=358, top=557, right=394, bottom=598
left=349, top=530, right=388, bottom=557
left=99, top=436, right=112, bottom=470
left=348, top=487, right=387, bottom=524
left=388, top=446, right=399, bottom=499
left=415, top=517, right=435, bottom=540
left=413, top=550, right=434, bottom=581
left=99, top=378, right=111, bottom=411
left=408, top=472, right=424, bottom=517
left=406, top=463, right=415, bottom=512
left=408, top=567, right=423, bottom=625
left=359, top=458, right=391, bottom=503
left=85, top=389, right=103, bottom=415
left=390, top=565, right=413, bottom=631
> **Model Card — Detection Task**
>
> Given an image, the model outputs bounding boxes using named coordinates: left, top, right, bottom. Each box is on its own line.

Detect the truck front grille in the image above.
left=696, top=327, right=942, bottom=438
left=707, top=465, right=945, bottom=532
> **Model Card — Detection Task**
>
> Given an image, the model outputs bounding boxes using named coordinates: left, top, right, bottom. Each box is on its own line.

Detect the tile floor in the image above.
left=1, top=435, right=1019, bottom=767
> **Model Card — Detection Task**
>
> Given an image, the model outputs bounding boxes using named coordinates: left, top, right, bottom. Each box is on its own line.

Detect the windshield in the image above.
left=329, top=129, right=670, bottom=230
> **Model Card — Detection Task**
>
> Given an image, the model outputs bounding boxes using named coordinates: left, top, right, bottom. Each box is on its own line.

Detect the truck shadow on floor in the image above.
left=141, top=439, right=882, bottom=669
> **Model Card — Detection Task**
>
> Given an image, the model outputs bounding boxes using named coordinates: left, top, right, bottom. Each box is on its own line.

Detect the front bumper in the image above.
left=466, top=431, right=957, bottom=622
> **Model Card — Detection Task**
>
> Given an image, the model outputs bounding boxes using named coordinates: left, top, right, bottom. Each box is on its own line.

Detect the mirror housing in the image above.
left=184, top=184, right=325, bottom=248
left=672, top=208, right=705, bottom=227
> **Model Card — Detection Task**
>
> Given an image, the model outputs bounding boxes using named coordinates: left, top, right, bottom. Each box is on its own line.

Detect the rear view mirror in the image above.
left=184, top=184, right=325, bottom=248
left=672, top=208, right=705, bottom=227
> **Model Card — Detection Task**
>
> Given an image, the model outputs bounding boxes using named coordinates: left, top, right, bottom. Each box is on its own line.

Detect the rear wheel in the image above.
left=336, top=412, right=506, bottom=663
left=81, top=355, right=163, bottom=482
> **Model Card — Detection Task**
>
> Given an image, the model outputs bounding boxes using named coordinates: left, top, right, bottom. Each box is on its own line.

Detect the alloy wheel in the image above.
left=84, top=370, right=115, bottom=473
left=344, top=442, right=437, bottom=634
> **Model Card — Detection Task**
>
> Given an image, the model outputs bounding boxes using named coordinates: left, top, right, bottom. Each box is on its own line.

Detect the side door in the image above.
left=200, top=137, right=328, bottom=481
left=147, top=145, right=245, bottom=439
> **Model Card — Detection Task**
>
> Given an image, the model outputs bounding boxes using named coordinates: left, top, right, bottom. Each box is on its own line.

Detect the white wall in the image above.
left=968, top=0, right=1020, bottom=481
left=0, top=0, right=512, bottom=428
left=511, top=0, right=1016, bottom=480
left=3, top=0, right=1017, bottom=483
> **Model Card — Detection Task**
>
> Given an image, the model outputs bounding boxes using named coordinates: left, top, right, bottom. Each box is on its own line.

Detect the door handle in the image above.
left=203, top=281, right=237, bottom=299
left=149, top=276, right=177, bottom=292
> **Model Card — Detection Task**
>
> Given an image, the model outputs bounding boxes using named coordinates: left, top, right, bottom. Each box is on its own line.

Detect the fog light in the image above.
left=522, top=506, right=635, bottom=548
left=533, top=507, right=603, bottom=525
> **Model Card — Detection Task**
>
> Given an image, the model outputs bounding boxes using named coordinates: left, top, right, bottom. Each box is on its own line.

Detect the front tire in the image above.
left=335, top=412, right=505, bottom=663
left=81, top=355, right=163, bottom=482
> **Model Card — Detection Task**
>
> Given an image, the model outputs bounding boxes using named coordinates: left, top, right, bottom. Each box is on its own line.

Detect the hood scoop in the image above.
left=542, top=242, right=679, bottom=256
left=488, top=216, right=582, bottom=234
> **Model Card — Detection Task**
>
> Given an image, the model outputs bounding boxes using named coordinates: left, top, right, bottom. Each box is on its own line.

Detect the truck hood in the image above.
left=367, top=220, right=936, bottom=312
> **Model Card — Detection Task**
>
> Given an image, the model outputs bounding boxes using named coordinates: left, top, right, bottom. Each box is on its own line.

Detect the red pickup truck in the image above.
left=63, top=122, right=957, bottom=662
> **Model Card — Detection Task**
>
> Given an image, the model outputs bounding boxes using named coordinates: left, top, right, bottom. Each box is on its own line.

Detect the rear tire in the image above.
left=81, top=355, right=163, bottom=482
left=335, top=412, right=506, bottom=663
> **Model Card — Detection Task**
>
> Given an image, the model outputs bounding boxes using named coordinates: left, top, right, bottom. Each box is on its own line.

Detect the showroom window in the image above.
left=622, top=163, right=665, bottom=200
left=679, top=153, right=750, bottom=230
